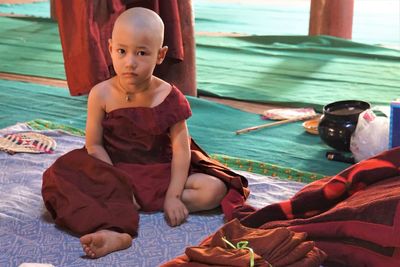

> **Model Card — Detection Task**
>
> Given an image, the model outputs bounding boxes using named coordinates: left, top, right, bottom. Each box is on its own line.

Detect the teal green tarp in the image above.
left=196, top=35, right=400, bottom=112
left=0, top=79, right=350, bottom=176
left=2, top=0, right=399, bottom=46
left=1, top=16, right=399, bottom=112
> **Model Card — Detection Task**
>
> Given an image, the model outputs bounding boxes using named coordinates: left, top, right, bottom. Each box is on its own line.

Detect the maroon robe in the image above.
left=42, top=85, right=249, bottom=237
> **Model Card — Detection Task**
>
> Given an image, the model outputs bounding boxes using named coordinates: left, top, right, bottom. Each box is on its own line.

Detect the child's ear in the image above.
left=156, top=46, right=168, bottom=65
left=108, top=39, right=113, bottom=55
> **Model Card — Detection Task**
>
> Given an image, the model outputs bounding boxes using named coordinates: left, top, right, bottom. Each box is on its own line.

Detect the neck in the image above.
left=117, top=77, right=152, bottom=102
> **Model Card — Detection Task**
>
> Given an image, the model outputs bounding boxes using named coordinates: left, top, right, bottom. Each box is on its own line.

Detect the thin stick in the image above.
left=235, top=115, right=318, bottom=135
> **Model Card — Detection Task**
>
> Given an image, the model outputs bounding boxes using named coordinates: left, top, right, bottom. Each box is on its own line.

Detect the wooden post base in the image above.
left=309, top=0, right=354, bottom=39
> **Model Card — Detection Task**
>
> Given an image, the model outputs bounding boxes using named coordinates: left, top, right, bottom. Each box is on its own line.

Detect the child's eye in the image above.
left=136, top=51, right=146, bottom=56
left=117, top=49, right=125, bottom=55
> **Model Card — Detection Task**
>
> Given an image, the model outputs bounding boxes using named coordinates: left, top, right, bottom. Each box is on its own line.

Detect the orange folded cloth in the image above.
left=162, top=219, right=326, bottom=267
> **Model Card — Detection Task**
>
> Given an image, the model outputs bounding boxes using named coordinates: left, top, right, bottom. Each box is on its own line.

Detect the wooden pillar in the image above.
left=50, top=0, right=57, bottom=21
left=155, top=0, right=197, bottom=96
left=309, top=0, right=354, bottom=39
left=177, top=0, right=197, bottom=96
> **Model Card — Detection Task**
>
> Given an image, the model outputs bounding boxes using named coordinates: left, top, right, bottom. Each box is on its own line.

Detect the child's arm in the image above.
left=85, top=86, right=113, bottom=165
left=164, top=120, right=191, bottom=226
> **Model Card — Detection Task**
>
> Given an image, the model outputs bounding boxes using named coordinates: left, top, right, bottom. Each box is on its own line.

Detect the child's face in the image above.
left=109, top=23, right=165, bottom=88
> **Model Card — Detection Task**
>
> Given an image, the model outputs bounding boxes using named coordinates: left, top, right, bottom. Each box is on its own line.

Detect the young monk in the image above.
left=42, top=7, right=249, bottom=259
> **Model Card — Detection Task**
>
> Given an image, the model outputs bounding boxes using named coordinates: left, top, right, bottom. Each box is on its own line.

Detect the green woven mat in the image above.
left=27, top=119, right=85, bottom=137
left=210, top=154, right=325, bottom=183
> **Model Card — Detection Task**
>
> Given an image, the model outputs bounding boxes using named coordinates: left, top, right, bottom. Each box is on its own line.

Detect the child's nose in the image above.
left=125, top=55, right=137, bottom=68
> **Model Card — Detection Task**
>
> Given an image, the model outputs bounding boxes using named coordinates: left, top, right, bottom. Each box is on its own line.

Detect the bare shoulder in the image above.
left=88, top=78, right=114, bottom=108
left=89, top=79, right=111, bottom=99
left=152, top=76, right=172, bottom=98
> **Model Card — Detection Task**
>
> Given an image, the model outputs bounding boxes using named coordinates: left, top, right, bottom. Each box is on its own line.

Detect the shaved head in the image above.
left=112, top=7, right=165, bottom=47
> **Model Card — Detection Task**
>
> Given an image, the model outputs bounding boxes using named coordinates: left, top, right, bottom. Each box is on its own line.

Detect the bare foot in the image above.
left=80, top=230, right=132, bottom=258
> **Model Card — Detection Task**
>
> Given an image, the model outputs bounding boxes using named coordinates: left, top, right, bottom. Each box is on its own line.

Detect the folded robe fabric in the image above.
left=42, top=140, right=249, bottom=237
left=161, top=219, right=327, bottom=267
left=237, top=147, right=400, bottom=267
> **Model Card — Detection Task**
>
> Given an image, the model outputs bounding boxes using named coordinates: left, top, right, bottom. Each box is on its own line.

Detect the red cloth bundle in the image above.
left=238, top=147, right=400, bottom=267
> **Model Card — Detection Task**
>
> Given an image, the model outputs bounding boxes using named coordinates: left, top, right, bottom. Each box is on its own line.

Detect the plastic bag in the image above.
left=350, top=109, right=389, bottom=162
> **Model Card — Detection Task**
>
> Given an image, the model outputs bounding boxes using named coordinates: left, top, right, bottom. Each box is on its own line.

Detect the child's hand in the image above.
left=132, top=194, right=141, bottom=210
left=163, top=197, right=189, bottom=227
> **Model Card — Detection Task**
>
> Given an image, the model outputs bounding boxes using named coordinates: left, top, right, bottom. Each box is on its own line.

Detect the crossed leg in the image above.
left=182, top=173, right=228, bottom=212
left=80, top=173, right=227, bottom=258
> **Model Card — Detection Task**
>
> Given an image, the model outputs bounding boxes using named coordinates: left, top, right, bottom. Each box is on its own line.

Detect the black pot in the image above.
left=318, top=100, right=370, bottom=151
